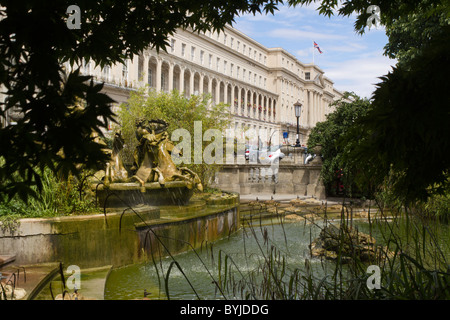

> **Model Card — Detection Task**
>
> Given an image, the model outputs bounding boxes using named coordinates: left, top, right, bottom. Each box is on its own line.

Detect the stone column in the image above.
left=207, top=77, right=213, bottom=108
left=215, top=81, right=220, bottom=105
left=237, top=86, right=242, bottom=115
left=156, top=58, right=162, bottom=92
left=168, top=63, right=174, bottom=92
left=179, top=67, right=185, bottom=94
left=244, top=89, right=248, bottom=117
left=224, top=83, right=228, bottom=105
left=199, top=73, right=204, bottom=95
left=189, top=71, right=194, bottom=96
left=143, top=55, right=149, bottom=87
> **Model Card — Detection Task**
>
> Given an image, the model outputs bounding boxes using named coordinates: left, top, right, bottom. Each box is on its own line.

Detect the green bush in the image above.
left=0, top=168, right=99, bottom=219
left=117, top=87, right=230, bottom=188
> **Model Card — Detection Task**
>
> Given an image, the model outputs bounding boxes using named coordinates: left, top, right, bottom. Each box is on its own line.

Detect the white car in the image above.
left=259, top=145, right=285, bottom=164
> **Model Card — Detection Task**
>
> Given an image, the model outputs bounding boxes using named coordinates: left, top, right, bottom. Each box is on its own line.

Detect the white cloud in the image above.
left=323, top=53, right=396, bottom=98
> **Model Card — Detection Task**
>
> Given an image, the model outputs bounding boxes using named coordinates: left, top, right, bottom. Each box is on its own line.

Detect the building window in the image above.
left=181, top=43, right=186, bottom=57
left=248, top=71, right=251, bottom=82
left=191, top=46, right=196, bottom=61
left=224, top=61, right=227, bottom=74
left=305, top=72, right=310, bottom=80
left=200, top=50, right=204, bottom=65
left=230, top=37, right=234, bottom=48
left=237, top=66, right=240, bottom=78
left=122, top=59, right=128, bottom=81
left=237, top=41, right=240, bottom=51
left=243, top=44, right=246, bottom=54
left=224, top=34, right=227, bottom=45
left=209, top=54, right=213, bottom=68
left=230, top=63, right=234, bottom=77
left=217, top=58, right=220, bottom=71
left=170, top=39, right=175, bottom=53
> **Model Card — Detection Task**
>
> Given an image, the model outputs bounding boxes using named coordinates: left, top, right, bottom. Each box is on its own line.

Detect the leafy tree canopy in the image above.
left=307, top=92, right=372, bottom=197
left=117, top=88, right=230, bottom=188
left=345, top=26, right=450, bottom=203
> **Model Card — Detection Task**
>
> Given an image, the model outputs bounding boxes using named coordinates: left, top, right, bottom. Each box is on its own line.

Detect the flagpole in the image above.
left=312, top=41, right=315, bottom=65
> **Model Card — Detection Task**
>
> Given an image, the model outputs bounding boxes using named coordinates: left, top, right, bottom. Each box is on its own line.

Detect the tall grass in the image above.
left=144, top=202, right=449, bottom=300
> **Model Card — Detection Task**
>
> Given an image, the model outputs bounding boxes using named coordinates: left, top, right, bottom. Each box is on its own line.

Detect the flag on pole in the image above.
left=314, top=41, right=323, bottom=54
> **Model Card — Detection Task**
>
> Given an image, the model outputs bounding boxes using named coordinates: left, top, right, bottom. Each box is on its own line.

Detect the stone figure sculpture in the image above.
left=104, top=131, right=128, bottom=185
left=131, top=119, right=203, bottom=193
left=94, top=117, right=203, bottom=207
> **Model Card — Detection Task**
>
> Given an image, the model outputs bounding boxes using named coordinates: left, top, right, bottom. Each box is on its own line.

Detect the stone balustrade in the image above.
left=211, top=147, right=326, bottom=199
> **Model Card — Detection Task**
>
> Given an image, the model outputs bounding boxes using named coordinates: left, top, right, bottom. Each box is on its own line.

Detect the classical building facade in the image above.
left=2, top=25, right=346, bottom=146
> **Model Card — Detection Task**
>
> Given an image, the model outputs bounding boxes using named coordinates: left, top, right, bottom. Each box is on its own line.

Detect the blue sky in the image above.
left=232, top=3, right=397, bottom=99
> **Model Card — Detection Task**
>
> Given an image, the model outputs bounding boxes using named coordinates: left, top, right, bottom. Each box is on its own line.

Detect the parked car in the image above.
left=267, top=145, right=285, bottom=164
left=246, top=145, right=259, bottom=162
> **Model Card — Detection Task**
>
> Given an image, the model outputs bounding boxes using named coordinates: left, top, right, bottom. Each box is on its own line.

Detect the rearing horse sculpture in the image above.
left=131, top=119, right=203, bottom=193
left=104, top=131, right=128, bottom=185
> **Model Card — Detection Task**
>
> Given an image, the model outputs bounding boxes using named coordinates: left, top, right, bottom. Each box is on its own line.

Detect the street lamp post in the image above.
left=294, top=101, right=302, bottom=147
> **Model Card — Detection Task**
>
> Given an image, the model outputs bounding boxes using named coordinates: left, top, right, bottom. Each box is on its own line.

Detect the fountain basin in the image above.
left=93, top=181, right=195, bottom=209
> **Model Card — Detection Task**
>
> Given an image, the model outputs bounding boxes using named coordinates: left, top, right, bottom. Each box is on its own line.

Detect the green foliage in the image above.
left=117, top=88, right=230, bottom=187
left=383, top=2, right=450, bottom=68
left=346, top=26, right=450, bottom=203
left=421, top=184, right=450, bottom=223
left=307, top=0, right=446, bottom=35
left=307, top=92, right=372, bottom=197
left=0, top=168, right=99, bottom=219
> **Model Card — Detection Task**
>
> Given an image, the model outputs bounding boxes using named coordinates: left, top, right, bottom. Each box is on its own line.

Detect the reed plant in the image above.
left=148, top=203, right=449, bottom=300
left=105, top=185, right=449, bottom=301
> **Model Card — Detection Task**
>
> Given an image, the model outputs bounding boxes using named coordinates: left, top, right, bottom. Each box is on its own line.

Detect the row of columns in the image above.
left=306, top=89, right=327, bottom=128
left=138, top=54, right=278, bottom=123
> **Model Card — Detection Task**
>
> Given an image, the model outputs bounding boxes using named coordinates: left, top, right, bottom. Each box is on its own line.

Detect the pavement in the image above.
left=0, top=262, right=112, bottom=300
left=239, top=193, right=343, bottom=205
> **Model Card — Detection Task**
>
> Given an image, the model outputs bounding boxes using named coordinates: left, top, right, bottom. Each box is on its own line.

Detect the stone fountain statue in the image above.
left=104, top=130, right=129, bottom=185
left=130, top=118, right=203, bottom=192
left=93, top=119, right=203, bottom=208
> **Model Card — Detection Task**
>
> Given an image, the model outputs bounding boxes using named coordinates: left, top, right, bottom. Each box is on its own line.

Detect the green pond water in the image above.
left=104, top=219, right=323, bottom=300
left=104, top=216, right=450, bottom=300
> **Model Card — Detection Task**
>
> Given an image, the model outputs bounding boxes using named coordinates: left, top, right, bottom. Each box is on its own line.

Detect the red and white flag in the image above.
left=314, top=41, right=323, bottom=54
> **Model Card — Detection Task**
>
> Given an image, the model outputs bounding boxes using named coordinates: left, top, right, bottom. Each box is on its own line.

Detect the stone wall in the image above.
left=211, top=148, right=326, bottom=199
left=0, top=196, right=239, bottom=269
